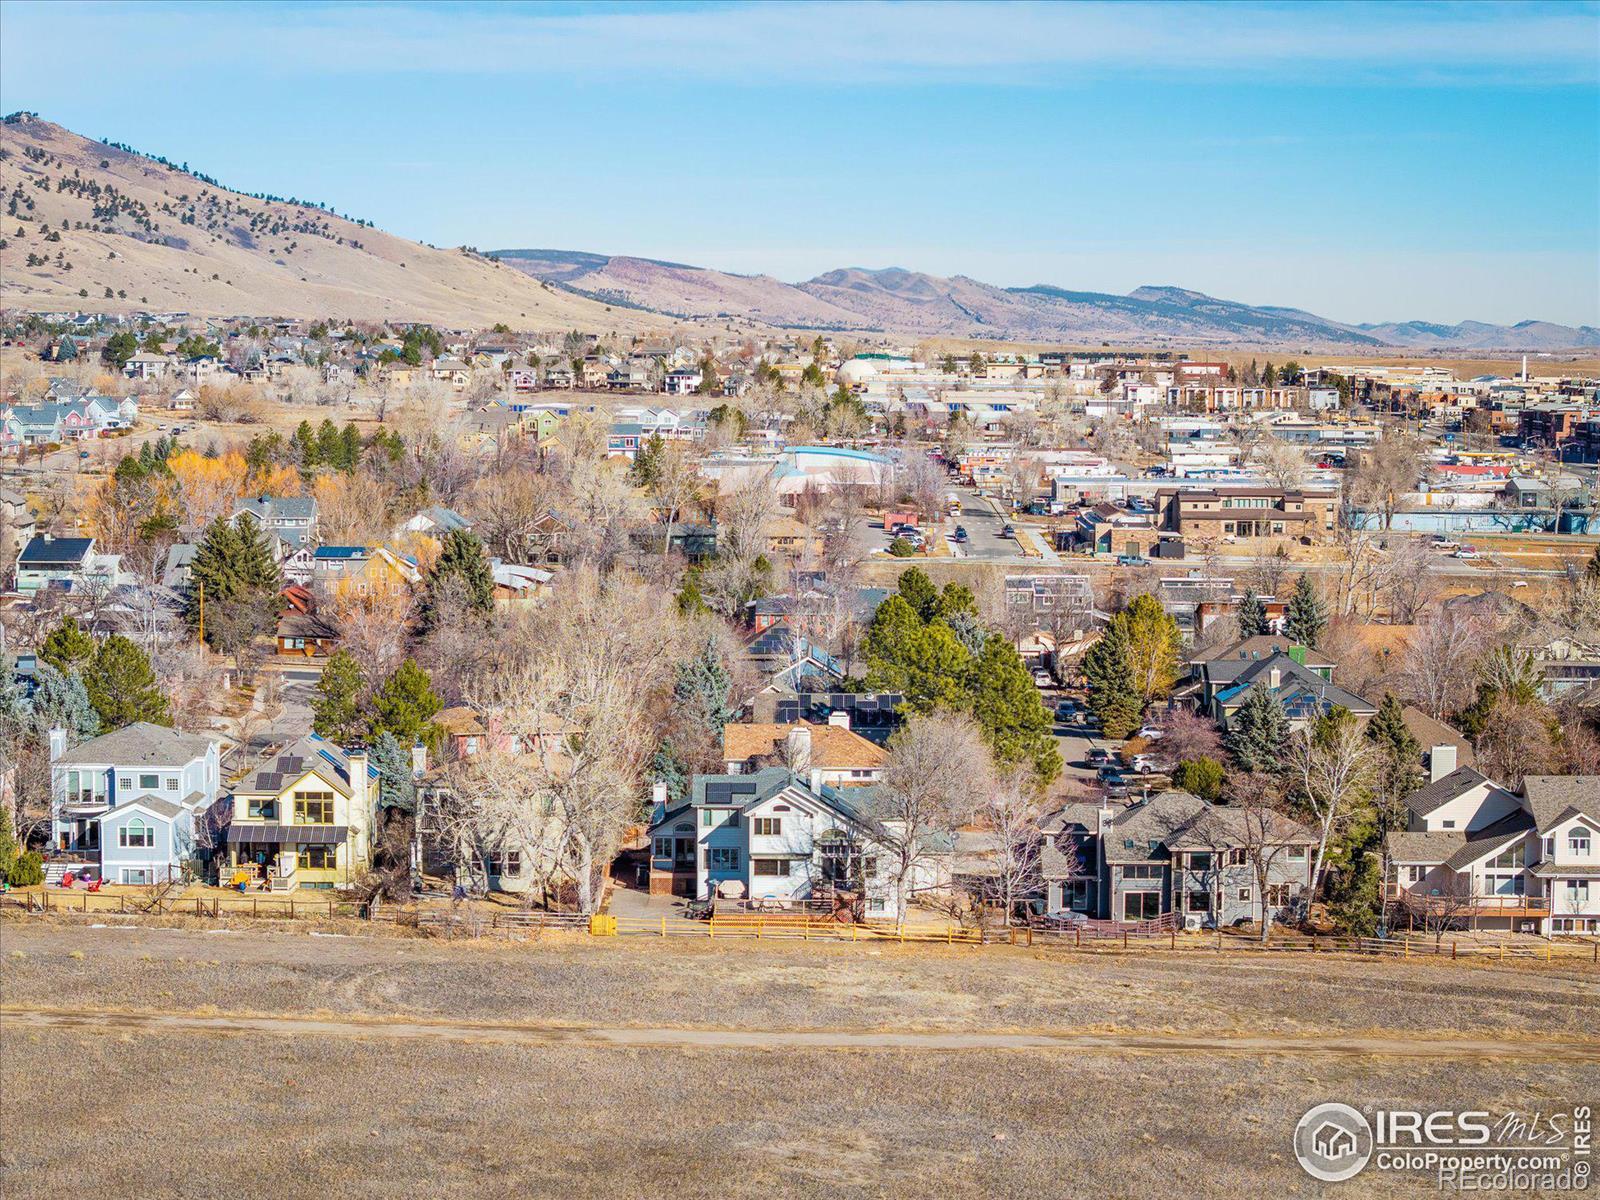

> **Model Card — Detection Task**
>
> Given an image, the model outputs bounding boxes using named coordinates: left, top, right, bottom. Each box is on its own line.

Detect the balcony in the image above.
left=1386, top=885, right=1550, bottom=917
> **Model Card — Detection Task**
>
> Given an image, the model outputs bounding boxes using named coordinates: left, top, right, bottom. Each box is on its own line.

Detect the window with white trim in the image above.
left=119, top=819, right=154, bottom=849
left=753, top=817, right=782, bottom=837
left=1570, top=831, right=1592, bottom=857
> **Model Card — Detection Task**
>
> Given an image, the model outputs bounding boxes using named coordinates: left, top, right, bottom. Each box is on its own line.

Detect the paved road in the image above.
left=5, top=1006, right=1590, bottom=1060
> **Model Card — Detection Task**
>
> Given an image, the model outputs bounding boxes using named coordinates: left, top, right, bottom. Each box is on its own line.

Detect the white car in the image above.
left=1453, top=546, right=1481, bottom=560
left=1130, top=754, right=1159, bottom=774
left=1135, top=725, right=1164, bottom=740
left=1032, top=670, right=1053, bottom=687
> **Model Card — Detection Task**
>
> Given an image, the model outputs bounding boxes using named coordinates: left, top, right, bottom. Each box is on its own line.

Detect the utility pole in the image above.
left=197, top=579, right=204, bottom=646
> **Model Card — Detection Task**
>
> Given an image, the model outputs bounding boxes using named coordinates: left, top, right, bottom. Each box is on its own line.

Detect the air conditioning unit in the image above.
left=1184, top=914, right=1203, bottom=932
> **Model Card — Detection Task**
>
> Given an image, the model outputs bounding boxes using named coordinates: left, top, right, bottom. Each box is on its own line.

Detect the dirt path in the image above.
left=5, top=1005, right=1593, bottom=1060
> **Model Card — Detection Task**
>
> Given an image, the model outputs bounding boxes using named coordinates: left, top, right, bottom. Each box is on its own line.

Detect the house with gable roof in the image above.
left=644, top=767, right=949, bottom=915
left=49, top=722, right=222, bottom=884
left=218, top=736, right=378, bottom=891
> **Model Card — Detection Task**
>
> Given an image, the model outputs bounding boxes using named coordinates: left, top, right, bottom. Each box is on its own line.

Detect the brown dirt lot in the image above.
left=2, top=922, right=1597, bottom=1199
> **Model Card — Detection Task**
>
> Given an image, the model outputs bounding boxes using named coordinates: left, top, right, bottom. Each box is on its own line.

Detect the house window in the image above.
left=1567, top=880, right=1591, bottom=902
left=701, top=810, right=715, bottom=827
left=653, top=837, right=672, bottom=859
left=1544, top=836, right=1556, bottom=859
left=753, top=817, right=782, bottom=837
left=752, top=858, right=790, bottom=877
left=1486, top=844, right=1525, bottom=869
left=165, top=777, right=178, bottom=791
left=122, top=867, right=154, bottom=885
left=1122, top=864, right=1161, bottom=879
left=496, top=851, right=521, bottom=875
left=1570, top=831, right=1592, bottom=857
left=119, top=776, right=133, bottom=790
left=1122, top=891, right=1160, bottom=921
left=295, top=794, right=334, bottom=824
left=1187, top=852, right=1213, bottom=873
left=1266, top=884, right=1290, bottom=907
left=710, top=848, right=740, bottom=871
left=300, top=846, right=335, bottom=870
left=1187, top=891, right=1211, bottom=913
left=119, top=819, right=154, bottom=848
left=1406, top=865, right=1426, bottom=885
left=247, top=799, right=278, bottom=820
left=1286, top=846, right=1307, bottom=862
left=1441, top=820, right=1456, bottom=829
left=1237, top=888, right=1252, bottom=902
left=139, top=774, right=159, bottom=790
left=1484, top=874, right=1525, bottom=896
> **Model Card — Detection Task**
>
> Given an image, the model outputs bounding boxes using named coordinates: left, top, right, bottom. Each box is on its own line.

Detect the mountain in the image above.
left=498, top=251, right=1599, bottom=351
left=0, top=115, right=656, bottom=331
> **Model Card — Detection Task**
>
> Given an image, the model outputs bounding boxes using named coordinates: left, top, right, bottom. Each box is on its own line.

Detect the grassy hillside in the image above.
left=0, top=115, right=659, bottom=332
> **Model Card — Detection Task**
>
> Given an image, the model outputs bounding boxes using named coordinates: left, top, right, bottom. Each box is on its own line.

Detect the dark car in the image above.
left=1086, top=748, right=1113, bottom=766
left=952, top=526, right=969, bottom=543
left=1001, top=523, right=1016, bottom=538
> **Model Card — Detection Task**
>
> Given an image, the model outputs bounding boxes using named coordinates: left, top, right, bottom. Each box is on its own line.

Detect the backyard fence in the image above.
left=593, top=913, right=982, bottom=944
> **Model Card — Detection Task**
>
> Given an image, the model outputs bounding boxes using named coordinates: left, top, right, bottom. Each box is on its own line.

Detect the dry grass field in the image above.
left=3, top=921, right=1597, bottom=1199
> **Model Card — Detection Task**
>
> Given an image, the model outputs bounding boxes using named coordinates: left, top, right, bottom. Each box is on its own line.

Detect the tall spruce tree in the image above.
left=1284, top=574, right=1328, bottom=647
left=675, top=636, right=734, bottom=737
left=895, top=567, right=940, bottom=624
left=28, top=662, right=99, bottom=743
left=420, top=529, right=496, bottom=627
left=1081, top=623, right=1143, bottom=739
left=370, top=659, right=442, bottom=747
left=1237, top=588, right=1268, bottom=639
left=185, top=515, right=281, bottom=649
left=1226, top=687, right=1291, bottom=773
left=370, top=730, right=416, bottom=812
left=39, top=617, right=96, bottom=675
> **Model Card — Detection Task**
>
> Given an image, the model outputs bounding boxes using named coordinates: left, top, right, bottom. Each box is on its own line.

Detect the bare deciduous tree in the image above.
left=1285, top=712, right=1375, bottom=903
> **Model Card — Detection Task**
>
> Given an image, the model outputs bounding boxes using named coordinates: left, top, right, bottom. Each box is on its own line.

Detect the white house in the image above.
left=50, top=723, right=223, bottom=884
left=644, top=767, right=947, bottom=918
left=15, top=534, right=126, bottom=596
left=1387, top=766, right=1600, bottom=935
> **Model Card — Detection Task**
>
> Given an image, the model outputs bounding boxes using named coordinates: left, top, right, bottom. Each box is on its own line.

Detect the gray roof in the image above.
left=102, top=795, right=185, bottom=820
left=1387, top=830, right=1468, bottom=865
left=1217, top=652, right=1375, bottom=716
left=1443, top=810, right=1536, bottom=870
left=233, top=735, right=356, bottom=797
left=1193, top=636, right=1333, bottom=679
left=1102, top=790, right=1209, bottom=863
left=1404, top=766, right=1492, bottom=818
left=1521, top=776, right=1600, bottom=834
left=1386, top=808, right=1536, bottom=870
left=1530, top=861, right=1600, bottom=879
left=56, top=722, right=215, bottom=767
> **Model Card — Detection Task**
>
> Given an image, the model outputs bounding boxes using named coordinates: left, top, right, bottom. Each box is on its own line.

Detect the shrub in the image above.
left=1170, top=756, right=1225, bottom=802
left=887, top=537, right=916, bottom=558
left=8, top=851, right=44, bottom=887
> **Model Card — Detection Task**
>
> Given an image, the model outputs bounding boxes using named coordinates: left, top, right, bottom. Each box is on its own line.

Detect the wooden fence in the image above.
left=2, top=890, right=356, bottom=920
left=599, top=914, right=982, bottom=944
left=995, top=924, right=1600, bottom=962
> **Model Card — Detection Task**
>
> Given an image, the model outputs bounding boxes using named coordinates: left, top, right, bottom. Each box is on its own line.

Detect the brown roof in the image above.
left=1400, top=705, right=1476, bottom=768
left=435, top=706, right=487, bottom=737
left=722, top=722, right=888, bottom=770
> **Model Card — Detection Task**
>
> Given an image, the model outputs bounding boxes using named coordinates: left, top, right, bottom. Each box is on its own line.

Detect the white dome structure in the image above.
left=836, top=358, right=880, bottom=387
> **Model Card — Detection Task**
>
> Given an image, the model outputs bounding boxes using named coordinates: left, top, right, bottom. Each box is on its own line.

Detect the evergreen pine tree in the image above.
left=337, top=422, right=363, bottom=472
left=1226, top=687, right=1291, bottom=773
left=370, top=659, right=442, bottom=747
left=86, top=635, right=170, bottom=730
left=421, top=529, right=495, bottom=626
left=1237, top=588, right=1268, bottom=639
left=1284, top=574, right=1328, bottom=647
left=29, top=662, right=100, bottom=743
left=293, top=420, right=317, bottom=469
left=370, top=730, right=416, bottom=813
left=39, top=617, right=96, bottom=675
left=674, top=636, right=734, bottom=736
left=185, top=516, right=280, bottom=646
left=970, top=637, right=1061, bottom=783
left=650, top=738, right=690, bottom=805
left=1081, top=624, right=1143, bottom=739
left=895, top=566, right=939, bottom=623
left=312, top=651, right=367, bottom=744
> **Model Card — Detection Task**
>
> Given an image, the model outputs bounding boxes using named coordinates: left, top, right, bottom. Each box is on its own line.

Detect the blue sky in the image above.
left=2, top=1, right=1596, bottom=325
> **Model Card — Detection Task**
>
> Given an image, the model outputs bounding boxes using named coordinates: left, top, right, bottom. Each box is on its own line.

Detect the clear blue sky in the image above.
left=2, top=1, right=1596, bottom=326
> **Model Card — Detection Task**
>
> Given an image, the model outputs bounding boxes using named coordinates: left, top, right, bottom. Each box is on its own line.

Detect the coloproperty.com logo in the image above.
left=1294, top=1102, right=1593, bottom=1191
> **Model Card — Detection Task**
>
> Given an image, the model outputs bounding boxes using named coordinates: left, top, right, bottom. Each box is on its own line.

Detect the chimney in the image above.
left=651, top=780, right=667, bottom=817
left=1429, top=744, right=1457, bottom=783
left=410, top=742, right=427, bottom=778
left=1268, top=667, right=1281, bottom=689
left=48, top=726, right=66, bottom=763
left=827, top=710, right=851, bottom=730
left=808, top=767, right=824, bottom=795
left=786, top=724, right=813, bottom=772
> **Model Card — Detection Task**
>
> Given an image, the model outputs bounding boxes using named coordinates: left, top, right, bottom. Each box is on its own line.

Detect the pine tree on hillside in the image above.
left=895, top=567, right=939, bottom=624
left=674, top=636, right=735, bottom=737
left=28, top=662, right=99, bottom=743
left=1237, top=588, right=1268, bottom=639
left=1284, top=574, right=1328, bottom=647
left=185, top=515, right=281, bottom=648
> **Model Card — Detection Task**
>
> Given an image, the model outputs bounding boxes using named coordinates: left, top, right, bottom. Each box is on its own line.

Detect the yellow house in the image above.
left=313, top=544, right=424, bottom=605
left=222, top=736, right=379, bottom=892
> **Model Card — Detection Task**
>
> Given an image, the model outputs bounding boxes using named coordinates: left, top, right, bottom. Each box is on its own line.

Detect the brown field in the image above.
left=2, top=921, right=1596, bottom=1199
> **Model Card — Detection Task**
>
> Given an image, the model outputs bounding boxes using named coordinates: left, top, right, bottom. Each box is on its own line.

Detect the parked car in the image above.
left=1130, top=754, right=1158, bottom=775
left=1103, top=774, right=1131, bottom=798
left=1056, top=699, right=1078, bottom=721
left=952, top=526, right=969, bottom=543
left=1032, top=670, right=1053, bottom=688
left=1135, top=725, right=1164, bottom=740
left=1116, top=554, right=1149, bottom=567
left=1453, top=545, right=1481, bottom=559
left=1432, top=537, right=1461, bottom=551
left=1087, top=748, right=1114, bottom=767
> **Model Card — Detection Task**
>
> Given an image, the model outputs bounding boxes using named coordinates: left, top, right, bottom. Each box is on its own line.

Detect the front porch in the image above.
left=223, top=824, right=347, bottom=893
